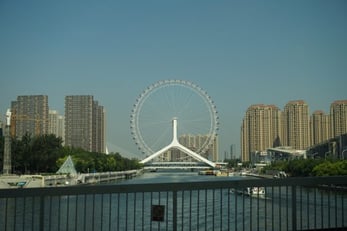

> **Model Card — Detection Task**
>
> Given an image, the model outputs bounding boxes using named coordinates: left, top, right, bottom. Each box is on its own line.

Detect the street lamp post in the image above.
left=342, top=149, right=347, bottom=160
left=312, top=152, right=318, bottom=159
left=325, top=151, right=331, bottom=159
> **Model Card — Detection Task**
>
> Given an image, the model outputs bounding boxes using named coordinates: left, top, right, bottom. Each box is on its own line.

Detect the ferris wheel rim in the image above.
left=130, top=79, right=219, bottom=156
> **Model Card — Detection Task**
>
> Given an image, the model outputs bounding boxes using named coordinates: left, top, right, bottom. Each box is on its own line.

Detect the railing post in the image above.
left=173, top=190, right=177, bottom=231
left=292, top=185, right=297, bottom=231
left=40, top=196, right=45, bottom=231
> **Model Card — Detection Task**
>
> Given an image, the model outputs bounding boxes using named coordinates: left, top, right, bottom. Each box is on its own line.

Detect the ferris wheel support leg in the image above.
left=140, top=145, right=171, bottom=164
left=173, top=144, right=216, bottom=168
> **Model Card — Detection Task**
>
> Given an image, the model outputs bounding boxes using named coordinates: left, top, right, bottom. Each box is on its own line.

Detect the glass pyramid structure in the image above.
left=56, top=155, right=77, bottom=176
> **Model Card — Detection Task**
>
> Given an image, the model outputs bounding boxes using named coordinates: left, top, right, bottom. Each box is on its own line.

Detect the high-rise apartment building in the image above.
left=283, top=100, right=310, bottom=150
left=93, top=102, right=106, bottom=153
left=310, top=110, right=330, bottom=145
left=65, top=95, right=105, bottom=153
left=241, top=104, right=282, bottom=161
left=241, top=99, right=347, bottom=162
left=10, top=95, right=49, bottom=139
left=330, top=100, right=347, bottom=138
left=48, top=110, right=65, bottom=144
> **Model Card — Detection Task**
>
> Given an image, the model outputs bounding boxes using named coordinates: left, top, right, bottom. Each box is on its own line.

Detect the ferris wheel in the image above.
left=130, top=79, right=219, bottom=157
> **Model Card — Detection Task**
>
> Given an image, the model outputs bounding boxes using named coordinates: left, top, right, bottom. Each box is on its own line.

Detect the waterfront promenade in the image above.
left=0, top=170, right=141, bottom=189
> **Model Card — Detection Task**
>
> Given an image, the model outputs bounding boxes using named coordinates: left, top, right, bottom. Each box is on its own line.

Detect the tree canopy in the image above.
left=0, top=133, right=142, bottom=174
left=263, top=158, right=347, bottom=177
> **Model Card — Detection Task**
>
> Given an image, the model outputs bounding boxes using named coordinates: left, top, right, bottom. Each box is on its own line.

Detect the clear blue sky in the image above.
left=1, top=0, right=346, bottom=159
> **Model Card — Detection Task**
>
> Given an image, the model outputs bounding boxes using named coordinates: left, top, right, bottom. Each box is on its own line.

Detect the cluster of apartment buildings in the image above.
left=2, top=95, right=105, bottom=153
left=241, top=100, right=347, bottom=161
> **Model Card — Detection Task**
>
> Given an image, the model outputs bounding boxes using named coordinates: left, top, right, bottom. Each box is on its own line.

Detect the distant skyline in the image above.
left=1, top=1, right=347, bottom=159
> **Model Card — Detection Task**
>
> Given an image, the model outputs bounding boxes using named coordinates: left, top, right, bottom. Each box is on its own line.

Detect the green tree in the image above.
left=312, top=160, right=347, bottom=176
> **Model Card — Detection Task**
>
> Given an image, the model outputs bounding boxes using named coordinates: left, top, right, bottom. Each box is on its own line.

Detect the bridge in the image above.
left=140, top=118, right=216, bottom=169
left=143, top=161, right=212, bottom=171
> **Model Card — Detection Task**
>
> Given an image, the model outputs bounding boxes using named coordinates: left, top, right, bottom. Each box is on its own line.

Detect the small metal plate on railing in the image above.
left=151, top=205, right=165, bottom=222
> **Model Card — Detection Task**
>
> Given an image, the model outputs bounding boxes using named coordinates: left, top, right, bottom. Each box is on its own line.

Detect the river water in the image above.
left=118, top=171, right=346, bottom=231
left=1, top=171, right=346, bottom=231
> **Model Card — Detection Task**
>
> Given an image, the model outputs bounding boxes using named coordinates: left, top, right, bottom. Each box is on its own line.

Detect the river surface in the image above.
left=1, top=171, right=346, bottom=231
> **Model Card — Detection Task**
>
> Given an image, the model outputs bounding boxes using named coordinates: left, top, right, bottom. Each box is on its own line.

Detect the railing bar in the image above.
left=271, top=186, right=274, bottom=231
left=94, top=194, right=98, bottom=231
left=227, top=188, right=229, bottom=231
left=314, top=187, right=317, bottom=229
left=220, top=188, right=223, bottom=231
left=4, top=198, right=7, bottom=231
left=342, top=192, right=345, bottom=227
left=197, top=189, right=200, bottom=231
left=328, top=189, right=331, bottom=228
left=321, top=189, right=324, bottom=229
left=150, top=191, right=153, bottom=231
left=92, top=194, right=96, bottom=231
left=133, top=192, right=136, bottom=231
left=100, top=194, right=104, bottom=231
left=126, top=192, right=129, bottom=231
left=83, top=194, right=87, bottom=231
left=300, top=186, right=302, bottom=230
left=279, top=186, right=282, bottom=231
left=117, top=193, right=120, bottom=231
left=306, top=187, right=309, bottom=229
left=29, top=197, right=33, bottom=231
left=21, top=197, right=26, bottom=231
left=242, top=190, right=245, bottom=231
left=142, top=192, right=145, bottom=231
left=109, top=194, right=113, bottom=231
left=334, top=189, right=337, bottom=228
left=13, top=197, right=17, bottom=231
left=249, top=188, right=252, bottom=231
left=166, top=191, right=169, bottom=231
left=158, top=191, right=161, bottom=231
left=181, top=190, right=184, bottom=231
left=66, top=195, right=70, bottom=231
left=257, top=187, right=260, bottom=231
left=205, top=189, right=207, bottom=231
left=22, top=197, right=26, bottom=231
left=75, top=195, right=78, bottom=231
left=173, top=190, right=177, bottom=231
left=234, top=188, right=237, bottom=231
left=189, top=190, right=192, bottom=231
left=286, top=186, right=289, bottom=231
left=39, top=196, right=44, bottom=231
left=212, top=188, right=215, bottom=230
left=57, top=196, right=61, bottom=231
left=264, top=188, right=268, bottom=230
left=291, top=185, right=297, bottom=231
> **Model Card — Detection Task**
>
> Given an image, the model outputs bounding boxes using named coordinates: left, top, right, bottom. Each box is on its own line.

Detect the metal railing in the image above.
left=0, top=176, right=346, bottom=231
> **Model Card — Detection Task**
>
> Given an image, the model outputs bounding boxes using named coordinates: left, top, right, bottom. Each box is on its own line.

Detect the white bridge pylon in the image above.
left=140, top=118, right=216, bottom=168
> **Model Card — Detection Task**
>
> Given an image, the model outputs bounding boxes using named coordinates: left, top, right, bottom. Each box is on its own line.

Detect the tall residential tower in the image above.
left=241, top=104, right=282, bottom=161
left=310, top=110, right=330, bottom=145
left=283, top=100, right=310, bottom=150
left=48, top=110, right=65, bottom=144
left=65, top=95, right=105, bottom=153
left=330, top=100, right=347, bottom=138
left=10, top=95, right=49, bottom=139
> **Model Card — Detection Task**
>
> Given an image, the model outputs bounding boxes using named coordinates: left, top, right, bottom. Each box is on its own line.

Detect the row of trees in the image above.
left=0, top=133, right=142, bottom=174
left=223, top=158, right=347, bottom=176
left=262, top=159, right=347, bottom=177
